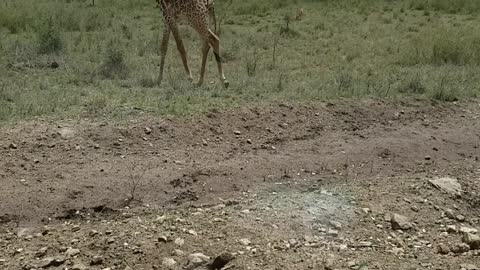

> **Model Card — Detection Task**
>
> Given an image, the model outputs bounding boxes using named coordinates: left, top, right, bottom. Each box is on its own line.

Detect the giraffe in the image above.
left=157, top=0, right=229, bottom=88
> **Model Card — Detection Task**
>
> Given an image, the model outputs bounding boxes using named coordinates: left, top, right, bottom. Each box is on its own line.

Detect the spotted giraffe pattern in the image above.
left=157, top=0, right=228, bottom=88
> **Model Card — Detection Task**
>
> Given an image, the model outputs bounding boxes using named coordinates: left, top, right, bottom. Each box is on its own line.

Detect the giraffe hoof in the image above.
left=223, top=80, right=230, bottom=89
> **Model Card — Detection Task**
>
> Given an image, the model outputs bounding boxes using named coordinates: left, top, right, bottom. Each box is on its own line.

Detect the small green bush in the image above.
left=37, top=20, right=64, bottom=55
left=99, top=47, right=129, bottom=79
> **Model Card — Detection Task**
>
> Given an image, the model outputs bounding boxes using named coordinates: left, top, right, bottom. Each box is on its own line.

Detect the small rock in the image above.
left=390, top=247, right=404, bottom=255
left=234, top=130, right=242, bottom=135
left=452, top=243, right=471, bottom=254
left=333, top=244, right=348, bottom=251
left=57, top=128, right=76, bottom=139
left=35, top=247, right=48, bottom=257
left=162, top=258, right=177, bottom=269
left=358, top=241, right=372, bottom=247
left=246, top=139, right=252, bottom=144
left=324, top=257, right=335, bottom=270
left=144, top=127, right=152, bottom=134
left=187, top=253, right=210, bottom=267
left=50, top=61, right=59, bottom=69
left=289, top=239, right=298, bottom=247
left=329, top=221, right=342, bottom=230
left=89, top=230, right=99, bottom=237
left=212, top=204, right=226, bottom=210
left=173, top=249, right=185, bottom=256
left=327, top=229, right=339, bottom=237
left=460, top=227, right=478, bottom=234
left=347, top=260, right=357, bottom=268
left=188, top=229, right=198, bottom=236
left=391, top=213, right=413, bottom=230
left=39, top=257, right=66, bottom=268
left=9, top=143, right=18, bottom=149
left=457, top=215, right=466, bottom=222
left=445, top=209, right=455, bottom=219
left=437, top=243, right=450, bottom=254
left=90, top=256, right=103, bottom=265
left=158, top=235, right=169, bottom=243
left=239, top=238, right=251, bottom=246
left=463, top=233, right=480, bottom=250
left=174, top=237, right=184, bottom=246
left=446, top=225, right=457, bottom=233
left=429, top=177, right=462, bottom=196
left=71, top=263, right=87, bottom=270
left=65, top=248, right=80, bottom=257
left=361, top=208, right=371, bottom=214
left=460, top=264, right=478, bottom=270
left=209, top=253, right=235, bottom=270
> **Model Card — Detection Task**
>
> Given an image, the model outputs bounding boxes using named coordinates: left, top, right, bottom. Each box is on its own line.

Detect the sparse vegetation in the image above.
left=0, top=0, right=479, bottom=122
left=98, top=46, right=129, bottom=80
left=37, top=19, right=64, bottom=55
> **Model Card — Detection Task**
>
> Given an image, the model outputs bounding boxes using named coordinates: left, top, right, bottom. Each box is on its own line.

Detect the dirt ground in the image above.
left=1, top=98, right=480, bottom=270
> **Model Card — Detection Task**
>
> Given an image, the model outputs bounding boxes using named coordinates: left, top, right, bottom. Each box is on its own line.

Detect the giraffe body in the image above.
left=157, top=0, right=228, bottom=88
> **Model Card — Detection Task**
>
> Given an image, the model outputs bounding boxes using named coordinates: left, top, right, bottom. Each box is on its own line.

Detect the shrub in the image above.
left=37, top=19, right=64, bottom=55
left=99, top=47, right=129, bottom=79
left=400, top=75, right=426, bottom=94
left=399, top=28, right=480, bottom=66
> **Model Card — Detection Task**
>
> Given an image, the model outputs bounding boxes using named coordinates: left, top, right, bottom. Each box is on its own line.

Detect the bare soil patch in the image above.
left=1, top=99, right=480, bottom=269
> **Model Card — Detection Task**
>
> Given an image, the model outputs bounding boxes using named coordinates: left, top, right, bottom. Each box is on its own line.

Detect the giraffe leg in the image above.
left=157, top=27, right=170, bottom=86
left=207, top=30, right=229, bottom=88
left=196, top=41, right=210, bottom=87
left=170, top=25, right=193, bottom=83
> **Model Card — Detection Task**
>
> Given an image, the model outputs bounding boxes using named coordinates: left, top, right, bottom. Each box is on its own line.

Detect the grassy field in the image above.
left=1, top=0, right=480, bottom=122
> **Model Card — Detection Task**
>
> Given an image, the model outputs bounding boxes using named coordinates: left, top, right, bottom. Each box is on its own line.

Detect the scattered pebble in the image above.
left=391, top=213, right=413, bottom=230
left=239, top=238, right=251, bottom=246
left=90, top=255, right=104, bottom=265
left=162, top=258, right=177, bottom=269
left=463, top=233, right=480, bottom=250
left=174, top=238, right=185, bottom=246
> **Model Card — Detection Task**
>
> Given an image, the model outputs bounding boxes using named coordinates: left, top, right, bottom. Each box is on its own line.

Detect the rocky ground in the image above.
left=1, top=98, right=480, bottom=269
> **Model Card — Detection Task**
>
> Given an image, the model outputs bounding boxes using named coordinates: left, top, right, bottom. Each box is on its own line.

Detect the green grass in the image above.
left=0, top=0, right=480, bottom=122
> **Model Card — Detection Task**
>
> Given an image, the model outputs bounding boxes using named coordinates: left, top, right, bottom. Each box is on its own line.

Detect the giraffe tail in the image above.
left=209, top=4, right=217, bottom=35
